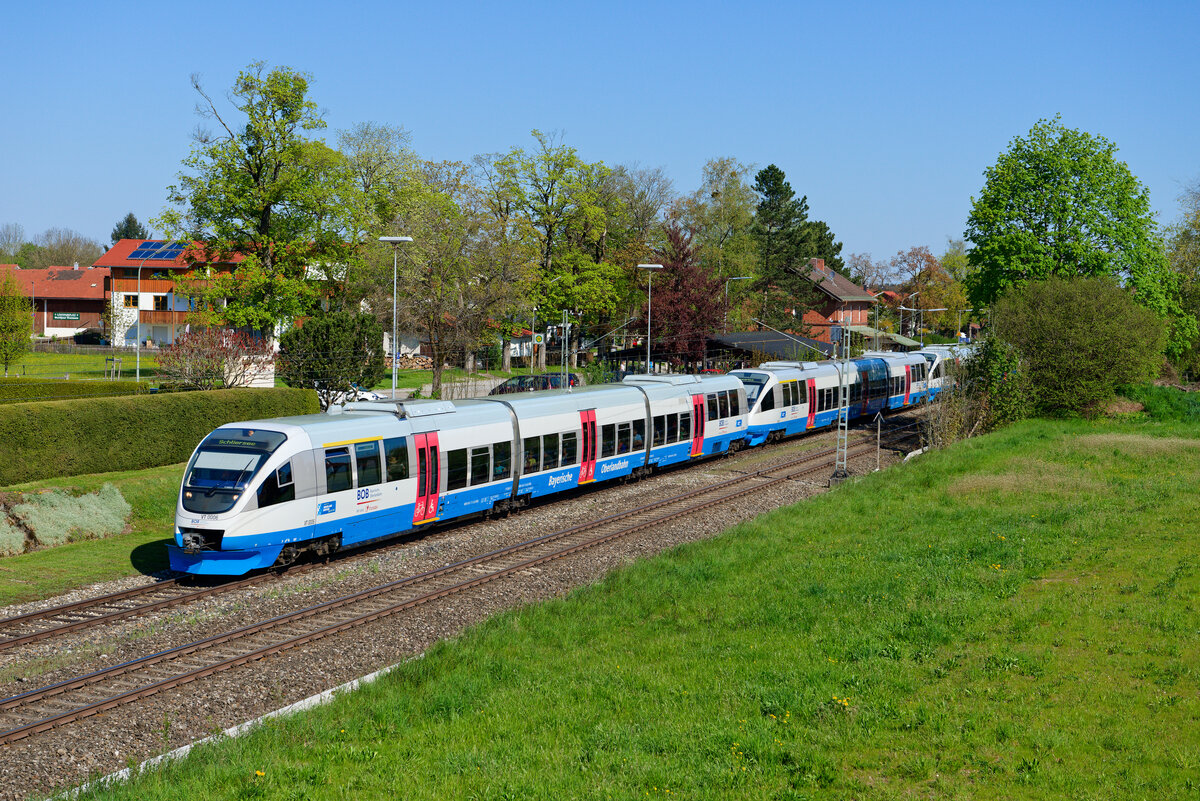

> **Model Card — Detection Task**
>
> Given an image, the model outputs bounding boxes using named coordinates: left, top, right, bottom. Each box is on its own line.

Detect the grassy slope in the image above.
left=75, top=416, right=1200, bottom=800
left=0, top=464, right=181, bottom=605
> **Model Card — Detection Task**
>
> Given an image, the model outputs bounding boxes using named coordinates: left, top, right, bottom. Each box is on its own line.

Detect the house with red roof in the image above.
left=797, top=259, right=878, bottom=347
left=0, top=264, right=111, bottom=338
left=93, top=239, right=241, bottom=346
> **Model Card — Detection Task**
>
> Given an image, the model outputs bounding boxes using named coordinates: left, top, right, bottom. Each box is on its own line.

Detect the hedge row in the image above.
left=0, top=378, right=150, bottom=405
left=0, top=388, right=320, bottom=486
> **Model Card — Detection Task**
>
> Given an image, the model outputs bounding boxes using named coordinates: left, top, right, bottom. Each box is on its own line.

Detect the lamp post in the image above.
left=378, top=236, right=414, bottom=400
left=723, top=276, right=752, bottom=332
left=637, top=264, right=663, bottom=372
left=135, top=240, right=173, bottom=382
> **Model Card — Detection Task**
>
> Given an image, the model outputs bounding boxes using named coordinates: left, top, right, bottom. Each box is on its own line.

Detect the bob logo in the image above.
left=318, top=501, right=336, bottom=515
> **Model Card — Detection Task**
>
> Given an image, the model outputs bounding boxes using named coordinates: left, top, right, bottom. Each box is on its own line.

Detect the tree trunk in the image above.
left=501, top=335, right=512, bottom=371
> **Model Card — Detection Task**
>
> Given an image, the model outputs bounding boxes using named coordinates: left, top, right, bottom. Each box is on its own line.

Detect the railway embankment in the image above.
left=2, top=410, right=1195, bottom=799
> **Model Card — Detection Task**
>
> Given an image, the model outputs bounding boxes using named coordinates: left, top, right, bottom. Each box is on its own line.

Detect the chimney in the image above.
left=808, top=258, right=826, bottom=276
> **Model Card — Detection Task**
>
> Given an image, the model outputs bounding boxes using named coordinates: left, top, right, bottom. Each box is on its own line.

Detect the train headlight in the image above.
left=184, top=491, right=193, bottom=499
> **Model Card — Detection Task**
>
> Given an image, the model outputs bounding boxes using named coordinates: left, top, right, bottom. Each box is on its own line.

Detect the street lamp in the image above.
left=637, top=264, right=663, bottom=372
left=378, top=236, right=414, bottom=400
left=136, top=240, right=174, bottom=382
left=723, top=276, right=752, bottom=332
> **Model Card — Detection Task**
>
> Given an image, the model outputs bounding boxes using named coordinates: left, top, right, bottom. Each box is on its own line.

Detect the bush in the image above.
left=0, top=517, right=25, bottom=555
left=993, top=276, right=1166, bottom=417
left=0, top=387, right=319, bottom=486
left=12, top=483, right=132, bottom=547
left=0, top=378, right=149, bottom=405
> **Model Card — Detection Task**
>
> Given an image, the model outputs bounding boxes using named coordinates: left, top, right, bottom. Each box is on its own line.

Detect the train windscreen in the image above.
left=731, top=372, right=768, bottom=404
left=182, top=429, right=287, bottom=514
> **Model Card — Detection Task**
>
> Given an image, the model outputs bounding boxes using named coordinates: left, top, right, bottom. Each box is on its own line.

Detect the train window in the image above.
left=562, top=432, right=578, bottom=466
left=257, top=462, right=296, bottom=508
left=617, top=422, right=631, bottom=454
left=760, top=387, right=775, bottom=412
left=523, top=436, right=541, bottom=473
left=493, top=441, right=511, bottom=481
left=707, top=393, right=718, bottom=421
left=782, top=383, right=792, bottom=406
left=719, top=391, right=730, bottom=419
left=666, top=413, right=679, bottom=444
left=601, top=424, right=616, bottom=458
left=632, top=419, right=645, bottom=450
left=384, top=437, right=409, bottom=482
left=680, top=411, right=691, bottom=441
left=447, top=448, right=468, bottom=490
left=470, top=447, right=491, bottom=486
left=543, top=433, right=560, bottom=470
left=324, top=447, right=352, bottom=493
left=356, top=441, right=382, bottom=487
left=652, top=415, right=665, bottom=446
left=730, top=391, right=740, bottom=417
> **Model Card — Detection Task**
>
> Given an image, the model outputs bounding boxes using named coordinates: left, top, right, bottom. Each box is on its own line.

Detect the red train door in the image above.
left=806, top=379, right=816, bottom=429
left=690, top=394, right=706, bottom=457
left=578, top=409, right=597, bottom=482
left=904, top=364, right=911, bottom=405
left=413, top=431, right=440, bottom=524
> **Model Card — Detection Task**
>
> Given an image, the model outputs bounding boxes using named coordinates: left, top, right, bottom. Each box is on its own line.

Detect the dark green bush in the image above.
left=0, top=388, right=319, bottom=486
left=0, top=378, right=149, bottom=405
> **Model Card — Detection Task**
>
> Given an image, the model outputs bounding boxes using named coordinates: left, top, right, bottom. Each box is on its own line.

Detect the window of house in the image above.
left=446, top=448, right=468, bottom=490
left=355, top=441, right=382, bottom=487
left=123, top=295, right=137, bottom=308
left=153, top=295, right=168, bottom=311
left=384, top=437, right=409, bottom=482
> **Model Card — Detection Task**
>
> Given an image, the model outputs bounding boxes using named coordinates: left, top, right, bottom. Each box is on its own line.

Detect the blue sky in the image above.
left=2, top=0, right=1197, bottom=262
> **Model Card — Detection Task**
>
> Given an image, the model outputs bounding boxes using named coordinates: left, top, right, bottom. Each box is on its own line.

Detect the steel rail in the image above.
left=0, top=434, right=906, bottom=745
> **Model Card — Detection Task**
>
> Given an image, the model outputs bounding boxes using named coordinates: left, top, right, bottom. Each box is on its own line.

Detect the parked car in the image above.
left=488, top=372, right=584, bottom=395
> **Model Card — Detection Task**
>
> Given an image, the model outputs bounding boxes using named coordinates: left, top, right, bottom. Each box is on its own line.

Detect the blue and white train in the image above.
left=169, top=354, right=938, bottom=576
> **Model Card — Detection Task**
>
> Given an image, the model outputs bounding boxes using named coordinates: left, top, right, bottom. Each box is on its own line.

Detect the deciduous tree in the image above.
left=964, top=117, right=1195, bottom=356
left=639, top=222, right=723, bottom=362
left=156, top=328, right=275, bottom=389
left=0, top=272, right=32, bottom=376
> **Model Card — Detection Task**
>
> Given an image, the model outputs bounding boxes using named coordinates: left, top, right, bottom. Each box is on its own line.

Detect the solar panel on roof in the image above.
left=129, top=242, right=185, bottom=261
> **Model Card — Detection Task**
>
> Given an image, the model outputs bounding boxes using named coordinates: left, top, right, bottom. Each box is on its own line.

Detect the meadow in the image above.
left=68, top=412, right=1199, bottom=799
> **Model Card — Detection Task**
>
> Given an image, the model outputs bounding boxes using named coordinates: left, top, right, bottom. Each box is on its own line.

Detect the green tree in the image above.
left=0, top=272, right=32, bottom=376
left=993, top=276, right=1165, bottom=417
left=751, top=164, right=818, bottom=331
left=110, top=213, right=150, bottom=244
left=278, top=311, right=385, bottom=409
left=1166, top=178, right=1200, bottom=373
left=965, top=117, right=1195, bottom=356
left=157, top=63, right=357, bottom=333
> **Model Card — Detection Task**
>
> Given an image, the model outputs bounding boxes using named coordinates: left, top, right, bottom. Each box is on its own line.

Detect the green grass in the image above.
left=72, top=416, right=1200, bottom=800
left=368, top=366, right=544, bottom=392
left=7, top=350, right=161, bottom=381
left=0, top=463, right=182, bottom=606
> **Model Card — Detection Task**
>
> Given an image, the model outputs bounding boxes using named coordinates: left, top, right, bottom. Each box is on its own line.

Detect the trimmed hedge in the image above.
left=0, top=388, right=320, bottom=486
left=0, top=378, right=150, bottom=405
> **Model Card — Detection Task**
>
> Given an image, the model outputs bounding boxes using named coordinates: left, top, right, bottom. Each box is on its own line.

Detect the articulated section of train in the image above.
left=170, top=349, right=955, bottom=576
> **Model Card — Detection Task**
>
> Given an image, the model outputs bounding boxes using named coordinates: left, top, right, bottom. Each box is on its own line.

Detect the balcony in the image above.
left=138, top=310, right=194, bottom=325
left=111, top=277, right=177, bottom=293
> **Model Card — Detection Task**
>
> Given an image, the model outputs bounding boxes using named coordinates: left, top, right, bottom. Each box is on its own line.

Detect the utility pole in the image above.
left=832, top=304, right=851, bottom=485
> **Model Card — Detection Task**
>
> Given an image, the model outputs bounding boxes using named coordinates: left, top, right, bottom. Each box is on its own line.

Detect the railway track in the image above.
left=0, top=417, right=920, bottom=654
left=0, top=425, right=917, bottom=746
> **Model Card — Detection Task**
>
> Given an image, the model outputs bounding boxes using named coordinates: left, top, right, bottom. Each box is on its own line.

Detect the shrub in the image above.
left=12, top=483, right=132, bottom=547
left=0, top=387, right=319, bottom=486
left=0, top=378, right=149, bottom=405
left=0, top=516, right=25, bottom=555
left=993, top=277, right=1166, bottom=417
